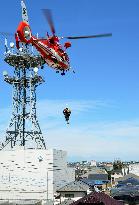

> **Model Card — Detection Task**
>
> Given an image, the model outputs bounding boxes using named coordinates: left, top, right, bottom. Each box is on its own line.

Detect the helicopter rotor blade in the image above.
left=63, top=33, right=112, bottom=40
left=42, top=9, right=56, bottom=36
left=33, top=33, right=112, bottom=42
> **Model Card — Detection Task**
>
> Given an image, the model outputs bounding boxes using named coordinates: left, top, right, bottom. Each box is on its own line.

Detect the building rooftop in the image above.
left=57, top=180, right=93, bottom=192
left=111, top=173, right=139, bottom=198
left=82, top=167, right=107, bottom=176
left=80, top=167, right=108, bottom=181
left=69, top=191, right=123, bottom=205
left=81, top=179, right=110, bottom=186
left=111, top=184, right=139, bottom=197
left=116, top=173, right=139, bottom=182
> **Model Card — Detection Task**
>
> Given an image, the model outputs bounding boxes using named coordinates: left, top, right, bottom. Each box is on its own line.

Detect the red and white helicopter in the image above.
left=15, top=0, right=112, bottom=75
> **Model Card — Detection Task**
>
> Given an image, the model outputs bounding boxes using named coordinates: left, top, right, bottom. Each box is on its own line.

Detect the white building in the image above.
left=129, top=163, right=139, bottom=176
left=111, top=172, right=123, bottom=186
left=0, top=148, right=75, bottom=202
left=90, top=160, right=97, bottom=167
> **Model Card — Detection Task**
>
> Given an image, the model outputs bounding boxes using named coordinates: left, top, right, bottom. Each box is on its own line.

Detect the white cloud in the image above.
left=37, top=99, right=110, bottom=117
left=0, top=98, right=139, bottom=161
left=44, top=120, right=139, bottom=161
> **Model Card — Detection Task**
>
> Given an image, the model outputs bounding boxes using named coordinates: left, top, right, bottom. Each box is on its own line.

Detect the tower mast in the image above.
left=1, top=44, right=46, bottom=150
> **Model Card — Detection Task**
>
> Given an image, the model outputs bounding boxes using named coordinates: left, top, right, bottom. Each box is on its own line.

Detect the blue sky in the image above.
left=0, top=0, right=139, bottom=161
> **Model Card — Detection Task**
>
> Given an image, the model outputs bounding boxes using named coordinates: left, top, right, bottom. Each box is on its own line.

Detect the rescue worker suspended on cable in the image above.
left=63, top=107, right=71, bottom=124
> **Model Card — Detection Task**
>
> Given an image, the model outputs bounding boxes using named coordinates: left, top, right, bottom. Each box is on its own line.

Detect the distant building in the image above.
left=80, top=167, right=109, bottom=191
left=90, top=160, right=97, bottom=167
left=115, top=173, right=139, bottom=184
left=129, top=163, right=139, bottom=176
left=56, top=180, right=94, bottom=204
left=111, top=167, right=129, bottom=186
left=104, top=163, right=113, bottom=172
left=111, top=171, right=123, bottom=186
left=111, top=174, right=139, bottom=205
left=81, top=167, right=108, bottom=181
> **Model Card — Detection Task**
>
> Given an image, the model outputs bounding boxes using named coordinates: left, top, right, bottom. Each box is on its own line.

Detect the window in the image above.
left=111, top=177, right=114, bottom=182
left=65, top=194, right=74, bottom=198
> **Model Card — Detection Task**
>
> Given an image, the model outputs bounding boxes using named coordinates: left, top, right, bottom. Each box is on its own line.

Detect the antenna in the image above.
left=21, top=0, right=29, bottom=24
left=4, top=38, right=8, bottom=53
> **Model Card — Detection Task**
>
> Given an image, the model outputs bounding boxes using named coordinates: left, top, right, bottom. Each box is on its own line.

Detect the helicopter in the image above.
left=15, top=0, right=112, bottom=75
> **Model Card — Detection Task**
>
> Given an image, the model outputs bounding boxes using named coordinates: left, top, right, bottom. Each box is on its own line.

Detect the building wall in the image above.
left=0, top=148, right=75, bottom=201
left=129, top=163, right=139, bottom=176
left=111, top=173, right=123, bottom=186
left=60, top=191, right=86, bottom=203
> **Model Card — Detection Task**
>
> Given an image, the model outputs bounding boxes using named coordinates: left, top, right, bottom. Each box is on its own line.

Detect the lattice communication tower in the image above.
left=0, top=41, right=46, bottom=150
